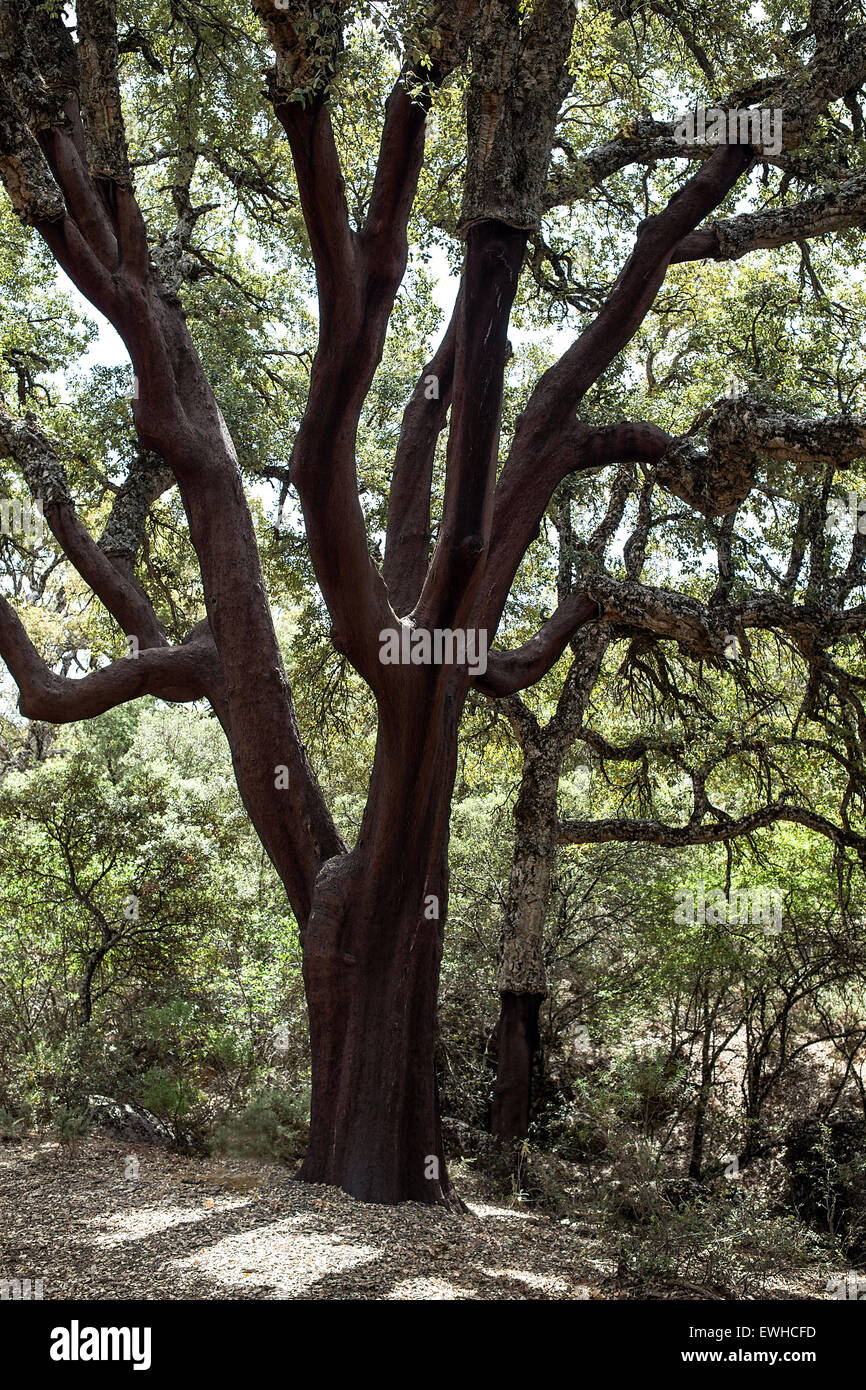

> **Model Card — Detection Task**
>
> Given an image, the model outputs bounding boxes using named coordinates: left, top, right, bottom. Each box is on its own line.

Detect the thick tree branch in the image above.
left=460, top=0, right=576, bottom=232
left=546, top=2, right=866, bottom=211
left=673, top=172, right=866, bottom=263
left=478, top=147, right=753, bottom=638
left=98, top=451, right=175, bottom=571
left=474, top=593, right=598, bottom=696
left=0, top=599, right=214, bottom=721
left=417, top=0, right=576, bottom=632
left=262, top=8, right=480, bottom=679
left=75, top=0, right=132, bottom=187
left=384, top=285, right=463, bottom=615
left=418, top=221, right=526, bottom=629
left=0, top=402, right=165, bottom=648
left=557, top=802, right=866, bottom=857
left=482, top=390, right=866, bottom=647
left=270, top=91, right=357, bottom=323
left=529, top=146, right=754, bottom=432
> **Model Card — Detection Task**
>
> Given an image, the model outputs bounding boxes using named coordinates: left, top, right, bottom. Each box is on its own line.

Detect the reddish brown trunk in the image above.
left=297, top=678, right=465, bottom=1207
left=491, top=992, right=545, bottom=1141
left=298, top=871, right=454, bottom=1204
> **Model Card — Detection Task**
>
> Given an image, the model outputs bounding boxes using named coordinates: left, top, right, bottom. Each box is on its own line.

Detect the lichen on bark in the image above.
left=254, top=1, right=346, bottom=104
left=76, top=0, right=131, bottom=185
left=460, top=0, right=575, bottom=233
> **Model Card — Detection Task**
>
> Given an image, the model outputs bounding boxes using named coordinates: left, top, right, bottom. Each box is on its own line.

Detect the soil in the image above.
left=0, top=1135, right=835, bottom=1301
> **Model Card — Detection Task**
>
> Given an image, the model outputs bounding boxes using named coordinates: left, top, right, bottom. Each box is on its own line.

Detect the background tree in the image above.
left=490, top=374, right=866, bottom=1140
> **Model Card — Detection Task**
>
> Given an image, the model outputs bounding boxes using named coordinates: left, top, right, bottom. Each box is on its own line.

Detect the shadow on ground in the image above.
left=0, top=1136, right=604, bottom=1300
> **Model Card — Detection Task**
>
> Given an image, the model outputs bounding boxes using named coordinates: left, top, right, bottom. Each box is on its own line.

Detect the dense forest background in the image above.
left=1, top=0, right=866, bottom=1297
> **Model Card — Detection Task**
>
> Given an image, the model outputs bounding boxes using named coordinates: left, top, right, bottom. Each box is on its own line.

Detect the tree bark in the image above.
left=490, top=709, right=559, bottom=1140
left=689, top=993, right=713, bottom=1180
left=489, top=627, right=609, bottom=1140
left=298, top=673, right=465, bottom=1207
left=491, top=992, right=545, bottom=1141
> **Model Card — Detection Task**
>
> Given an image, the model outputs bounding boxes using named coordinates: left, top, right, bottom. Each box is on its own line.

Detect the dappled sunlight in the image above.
left=83, top=1200, right=253, bottom=1247
left=388, top=1277, right=468, bottom=1299
left=480, top=1267, right=572, bottom=1295
left=0, top=1138, right=836, bottom=1300
left=171, top=1221, right=378, bottom=1297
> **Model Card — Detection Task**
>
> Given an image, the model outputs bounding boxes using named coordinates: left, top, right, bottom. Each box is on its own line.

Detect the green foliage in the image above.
left=613, top=1185, right=830, bottom=1299
left=50, top=1104, right=91, bottom=1153
left=0, top=702, right=306, bottom=1146
left=211, top=1086, right=311, bottom=1164
left=785, top=1114, right=866, bottom=1260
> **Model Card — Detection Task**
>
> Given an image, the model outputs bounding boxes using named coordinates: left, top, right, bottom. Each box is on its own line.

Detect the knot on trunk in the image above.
left=303, top=850, right=359, bottom=962
left=656, top=397, right=759, bottom=517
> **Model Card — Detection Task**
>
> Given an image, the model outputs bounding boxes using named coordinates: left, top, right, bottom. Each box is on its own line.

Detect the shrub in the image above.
left=613, top=1186, right=831, bottom=1298
left=784, top=1112, right=866, bottom=1261
left=211, top=1087, right=311, bottom=1165
left=50, top=1104, right=90, bottom=1153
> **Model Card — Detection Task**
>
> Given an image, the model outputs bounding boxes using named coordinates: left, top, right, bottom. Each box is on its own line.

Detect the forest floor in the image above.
left=0, top=1135, right=836, bottom=1300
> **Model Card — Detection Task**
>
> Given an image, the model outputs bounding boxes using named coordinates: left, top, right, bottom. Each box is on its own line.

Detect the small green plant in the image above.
left=141, top=1067, right=194, bottom=1115
left=50, top=1104, right=90, bottom=1154
left=0, top=1105, right=27, bottom=1139
left=211, top=1087, right=310, bottom=1164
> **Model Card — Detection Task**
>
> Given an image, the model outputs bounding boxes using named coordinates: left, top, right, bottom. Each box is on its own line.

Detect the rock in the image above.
left=86, top=1095, right=173, bottom=1148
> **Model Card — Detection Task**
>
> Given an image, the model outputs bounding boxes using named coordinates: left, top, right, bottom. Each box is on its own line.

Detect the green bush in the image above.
left=50, top=1104, right=90, bottom=1152
left=785, top=1113, right=866, bottom=1261
left=211, top=1087, right=311, bottom=1165
left=613, top=1186, right=831, bottom=1298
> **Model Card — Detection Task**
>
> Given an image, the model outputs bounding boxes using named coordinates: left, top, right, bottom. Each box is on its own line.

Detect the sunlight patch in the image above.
left=481, top=1267, right=570, bottom=1294
left=466, top=1202, right=536, bottom=1221
left=389, top=1277, right=470, bottom=1299
left=84, top=1201, right=250, bottom=1246
left=172, top=1220, right=377, bottom=1296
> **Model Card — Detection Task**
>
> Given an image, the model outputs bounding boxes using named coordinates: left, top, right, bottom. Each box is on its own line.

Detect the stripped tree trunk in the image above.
left=299, top=678, right=464, bottom=1205
left=491, top=705, right=559, bottom=1139
left=689, top=991, right=714, bottom=1181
